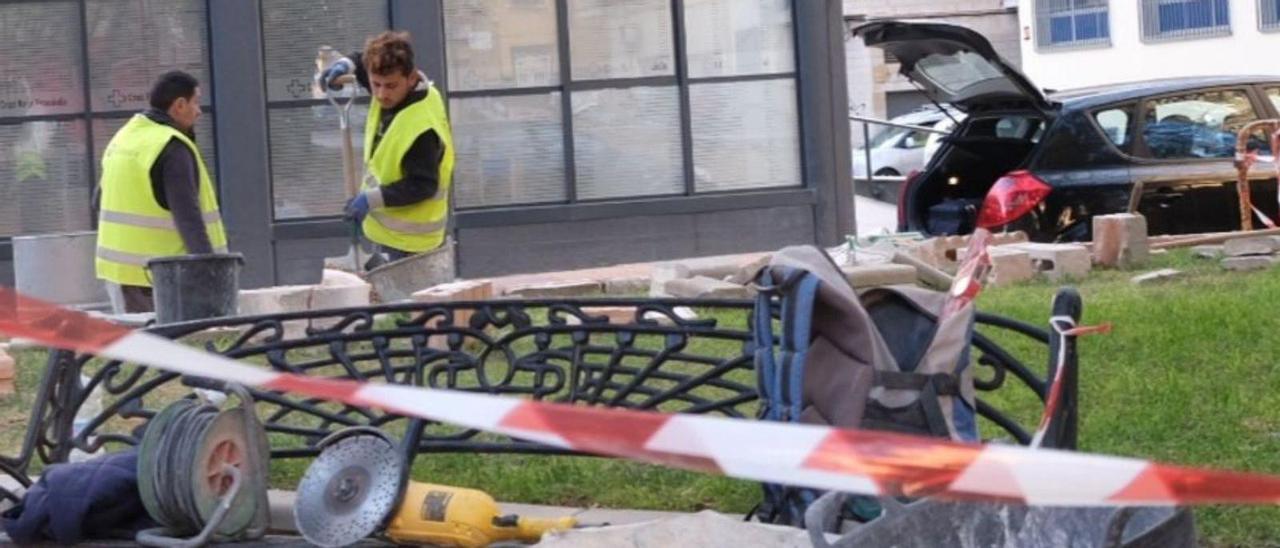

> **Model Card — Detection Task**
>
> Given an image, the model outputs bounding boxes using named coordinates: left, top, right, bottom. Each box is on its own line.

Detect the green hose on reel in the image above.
left=136, top=381, right=270, bottom=547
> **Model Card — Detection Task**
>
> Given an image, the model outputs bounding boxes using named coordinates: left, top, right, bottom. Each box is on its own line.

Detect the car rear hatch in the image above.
left=853, top=21, right=1054, bottom=114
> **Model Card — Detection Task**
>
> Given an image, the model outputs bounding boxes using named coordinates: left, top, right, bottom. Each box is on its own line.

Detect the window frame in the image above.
left=1033, top=0, right=1113, bottom=52
left=1139, top=0, right=1233, bottom=44
left=1087, top=102, right=1139, bottom=156
left=445, top=0, right=804, bottom=211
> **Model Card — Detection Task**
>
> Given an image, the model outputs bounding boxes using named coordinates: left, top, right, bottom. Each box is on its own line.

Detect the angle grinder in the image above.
left=294, top=427, right=578, bottom=547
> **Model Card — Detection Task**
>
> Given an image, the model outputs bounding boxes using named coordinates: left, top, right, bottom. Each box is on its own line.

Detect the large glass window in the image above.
left=1035, top=0, right=1111, bottom=49
left=1094, top=105, right=1135, bottom=152
left=1141, top=0, right=1231, bottom=42
left=445, top=0, right=800, bottom=210
left=261, top=0, right=388, bottom=219
left=0, top=1, right=90, bottom=238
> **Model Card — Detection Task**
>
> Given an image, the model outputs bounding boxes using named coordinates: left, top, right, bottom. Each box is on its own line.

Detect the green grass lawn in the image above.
left=4, top=248, right=1280, bottom=545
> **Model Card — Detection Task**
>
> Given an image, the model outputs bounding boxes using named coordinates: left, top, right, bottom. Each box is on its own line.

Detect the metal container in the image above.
left=13, top=231, right=111, bottom=310
left=366, top=239, right=456, bottom=303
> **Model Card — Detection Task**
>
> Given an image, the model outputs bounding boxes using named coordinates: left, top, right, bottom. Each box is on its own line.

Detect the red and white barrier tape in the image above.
left=1029, top=317, right=1113, bottom=449
left=942, top=228, right=993, bottom=322
left=4, top=286, right=1280, bottom=506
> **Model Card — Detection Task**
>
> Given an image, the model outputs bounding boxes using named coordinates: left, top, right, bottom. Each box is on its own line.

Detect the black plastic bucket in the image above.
left=146, top=253, right=245, bottom=324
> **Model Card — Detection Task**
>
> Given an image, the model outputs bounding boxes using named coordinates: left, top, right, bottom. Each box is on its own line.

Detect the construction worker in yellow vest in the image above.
left=319, top=31, right=455, bottom=269
left=95, top=71, right=227, bottom=313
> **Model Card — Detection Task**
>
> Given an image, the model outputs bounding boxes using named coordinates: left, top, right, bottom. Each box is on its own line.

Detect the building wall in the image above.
left=1019, top=1, right=1280, bottom=91
left=844, top=0, right=1021, bottom=146
left=0, top=0, right=854, bottom=291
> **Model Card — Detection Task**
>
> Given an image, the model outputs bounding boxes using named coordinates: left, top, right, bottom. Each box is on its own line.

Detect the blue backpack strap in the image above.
left=752, top=272, right=781, bottom=421
left=786, top=274, right=821, bottom=422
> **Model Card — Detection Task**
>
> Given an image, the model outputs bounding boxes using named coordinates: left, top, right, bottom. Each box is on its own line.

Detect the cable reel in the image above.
left=136, top=381, right=270, bottom=547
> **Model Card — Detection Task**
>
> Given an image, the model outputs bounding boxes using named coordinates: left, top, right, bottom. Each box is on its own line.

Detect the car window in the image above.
left=1140, top=89, right=1261, bottom=160
left=868, top=126, right=908, bottom=149
left=966, top=115, right=1044, bottom=142
left=898, top=129, right=931, bottom=149
left=1094, top=105, right=1133, bottom=151
left=1268, top=88, right=1280, bottom=114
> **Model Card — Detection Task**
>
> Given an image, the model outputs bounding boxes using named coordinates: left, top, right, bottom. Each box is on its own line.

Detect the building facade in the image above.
left=1020, top=0, right=1280, bottom=91
left=843, top=0, right=1022, bottom=145
left=0, top=0, right=852, bottom=289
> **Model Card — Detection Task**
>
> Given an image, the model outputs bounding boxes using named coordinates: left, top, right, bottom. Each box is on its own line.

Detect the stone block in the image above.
left=1222, top=256, right=1278, bottom=272
left=320, top=268, right=366, bottom=287
left=414, top=280, right=495, bottom=332
left=1131, top=269, right=1183, bottom=285
left=1192, top=245, right=1223, bottom=260
left=840, top=264, right=918, bottom=288
left=723, top=254, right=773, bottom=285
left=413, top=279, right=494, bottom=303
left=1223, top=236, right=1279, bottom=257
left=1092, top=213, right=1150, bottom=268
left=505, top=279, right=603, bottom=299
left=662, top=276, right=753, bottom=299
left=987, top=247, right=1034, bottom=287
left=649, top=263, right=692, bottom=297
left=1001, top=242, right=1091, bottom=281
left=910, top=231, right=1029, bottom=271
left=238, top=285, right=314, bottom=316
left=237, top=285, right=313, bottom=340
left=678, top=254, right=762, bottom=280
left=575, top=306, right=641, bottom=325
left=603, top=276, right=650, bottom=296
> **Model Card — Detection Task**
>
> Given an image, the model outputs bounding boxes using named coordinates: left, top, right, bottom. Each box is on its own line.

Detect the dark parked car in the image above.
left=855, top=21, right=1280, bottom=241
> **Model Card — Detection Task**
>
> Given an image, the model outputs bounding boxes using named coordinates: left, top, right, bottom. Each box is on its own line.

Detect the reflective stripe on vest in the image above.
left=360, top=83, right=456, bottom=254
left=96, top=114, right=227, bottom=287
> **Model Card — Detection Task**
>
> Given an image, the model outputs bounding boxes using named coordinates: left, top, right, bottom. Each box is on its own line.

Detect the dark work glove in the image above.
left=320, top=58, right=354, bottom=91
left=343, top=192, right=370, bottom=223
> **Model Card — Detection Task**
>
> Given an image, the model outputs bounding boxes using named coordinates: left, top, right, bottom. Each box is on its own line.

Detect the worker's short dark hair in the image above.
left=149, top=71, right=200, bottom=111
left=363, top=31, right=415, bottom=77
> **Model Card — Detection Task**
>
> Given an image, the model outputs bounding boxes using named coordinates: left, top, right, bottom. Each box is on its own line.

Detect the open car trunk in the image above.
left=905, top=113, right=1047, bottom=235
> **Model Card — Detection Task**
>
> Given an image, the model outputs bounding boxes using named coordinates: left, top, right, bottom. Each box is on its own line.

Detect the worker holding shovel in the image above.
left=319, top=31, right=455, bottom=271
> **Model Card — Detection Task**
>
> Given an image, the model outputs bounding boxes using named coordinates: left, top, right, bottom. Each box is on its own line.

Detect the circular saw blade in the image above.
left=294, top=433, right=404, bottom=547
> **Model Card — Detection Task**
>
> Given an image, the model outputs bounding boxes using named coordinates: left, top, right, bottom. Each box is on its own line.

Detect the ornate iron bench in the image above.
left=2, top=292, right=1083, bottom=504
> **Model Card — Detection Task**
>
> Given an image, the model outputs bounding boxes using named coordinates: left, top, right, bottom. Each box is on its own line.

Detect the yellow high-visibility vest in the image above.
left=96, top=114, right=227, bottom=287
left=361, top=83, right=455, bottom=253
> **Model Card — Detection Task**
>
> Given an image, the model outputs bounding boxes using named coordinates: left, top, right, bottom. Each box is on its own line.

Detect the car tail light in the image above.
left=898, top=170, right=921, bottom=229
left=976, top=171, right=1052, bottom=229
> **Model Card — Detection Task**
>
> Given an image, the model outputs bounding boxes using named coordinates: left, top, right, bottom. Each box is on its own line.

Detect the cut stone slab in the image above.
left=644, top=306, right=699, bottom=325
left=987, top=247, right=1034, bottom=287
left=604, top=276, right=650, bottom=296
left=674, top=255, right=761, bottom=280
left=1001, top=242, right=1092, bottom=281
left=1222, top=256, right=1278, bottom=272
left=662, top=276, right=753, bottom=299
left=320, top=268, right=366, bottom=287
left=1092, top=213, right=1149, bottom=268
left=0, top=345, right=14, bottom=398
left=723, top=254, right=772, bottom=285
left=1223, top=236, right=1280, bottom=257
left=505, top=279, right=604, bottom=298
left=537, top=510, right=829, bottom=548
left=414, top=279, right=495, bottom=303
left=840, top=264, right=918, bottom=288
left=1131, top=269, right=1183, bottom=285
left=648, top=263, right=692, bottom=297
left=1192, top=245, right=1224, bottom=260
left=237, top=285, right=313, bottom=340
left=910, top=231, right=1029, bottom=271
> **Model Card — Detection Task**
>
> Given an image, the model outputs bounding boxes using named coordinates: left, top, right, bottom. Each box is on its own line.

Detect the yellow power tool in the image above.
left=293, top=427, right=577, bottom=547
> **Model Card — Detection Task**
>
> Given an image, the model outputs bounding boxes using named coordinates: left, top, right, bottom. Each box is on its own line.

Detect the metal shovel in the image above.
left=324, top=71, right=366, bottom=273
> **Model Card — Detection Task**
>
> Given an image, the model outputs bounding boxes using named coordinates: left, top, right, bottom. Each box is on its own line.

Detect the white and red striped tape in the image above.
left=3, top=286, right=1280, bottom=506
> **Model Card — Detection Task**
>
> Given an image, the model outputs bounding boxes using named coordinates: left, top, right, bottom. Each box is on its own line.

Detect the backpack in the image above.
left=749, top=245, right=979, bottom=527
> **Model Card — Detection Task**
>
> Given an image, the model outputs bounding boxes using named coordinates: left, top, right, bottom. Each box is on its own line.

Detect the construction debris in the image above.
left=536, top=510, right=827, bottom=548
left=1222, top=256, right=1278, bottom=272
left=1223, top=236, right=1280, bottom=257
left=1192, top=245, right=1224, bottom=260
left=1130, top=269, right=1183, bottom=285
left=0, top=344, right=14, bottom=397
left=1092, top=213, right=1149, bottom=268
